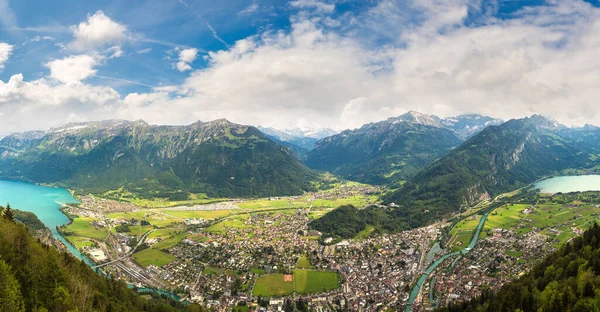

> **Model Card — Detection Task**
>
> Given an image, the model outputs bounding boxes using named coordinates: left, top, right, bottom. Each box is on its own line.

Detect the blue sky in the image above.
left=1, top=0, right=600, bottom=133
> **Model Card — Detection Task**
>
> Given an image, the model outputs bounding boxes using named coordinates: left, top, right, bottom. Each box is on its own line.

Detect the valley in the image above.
left=3, top=114, right=600, bottom=312
left=6, top=174, right=600, bottom=311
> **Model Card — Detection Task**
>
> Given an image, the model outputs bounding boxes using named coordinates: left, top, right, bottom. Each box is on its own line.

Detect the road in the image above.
left=92, top=229, right=155, bottom=269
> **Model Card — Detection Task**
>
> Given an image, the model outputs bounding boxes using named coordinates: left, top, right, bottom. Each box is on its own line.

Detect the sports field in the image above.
left=294, top=270, right=339, bottom=294
left=252, top=274, right=294, bottom=297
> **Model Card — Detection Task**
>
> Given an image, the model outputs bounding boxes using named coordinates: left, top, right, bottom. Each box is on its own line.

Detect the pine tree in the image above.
left=4, top=203, right=14, bottom=222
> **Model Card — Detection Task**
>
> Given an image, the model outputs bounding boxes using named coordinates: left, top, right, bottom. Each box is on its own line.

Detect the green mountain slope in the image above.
left=439, top=223, right=600, bottom=312
left=384, top=116, right=599, bottom=228
left=0, top=119, right=316, bottom=198
left=304, top=112, right=464, bottom=184
left=0, top=209, right=190, bottom=312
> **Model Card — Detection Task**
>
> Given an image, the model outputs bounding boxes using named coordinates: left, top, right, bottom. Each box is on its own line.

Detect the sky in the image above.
left=0, top=0, right=600, bottom=134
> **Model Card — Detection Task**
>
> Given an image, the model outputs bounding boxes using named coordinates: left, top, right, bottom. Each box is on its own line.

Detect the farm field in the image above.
left=64, top=235, right=96, bottom=249
left=106, top=211, right=179, bottom=227
left=252, top=274, right=294, bottom=297
left=157, top=209, right=234, bottom=220
left=294, top=270, right=339, bottom=294
left=133, top=248, right=176, bottom=268
left=63, top=217, right=109, bottom=240
left=482, top=202, right=599, bottom=246
left=447, top=215, right=482, bottom=251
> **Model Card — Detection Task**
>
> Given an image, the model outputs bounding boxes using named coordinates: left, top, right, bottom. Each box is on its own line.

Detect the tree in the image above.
left=0, top=260, right=24, bottom=312
left=4, top=203, right=14, bottom=222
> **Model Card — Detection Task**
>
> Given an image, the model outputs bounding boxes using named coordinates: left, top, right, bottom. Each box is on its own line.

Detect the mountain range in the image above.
left=304, top=111, right=502, bottom=184
left=2, top=111, right=598, bottom=232
left=383, top=115, right=600, bottom=228
left=257, top=126, right=338, bottom=151
left=0, top=119, right=316, bottom=199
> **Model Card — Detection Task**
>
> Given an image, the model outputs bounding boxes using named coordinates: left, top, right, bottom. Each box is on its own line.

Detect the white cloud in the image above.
left=238, top=3, right=259, bottom=15
left=4, top=0, right=600, bottom=134
left=136, top=48, right=152, bottom=54
left=174, top=48, right=198, bottom=72
left=179, top=48, right=198, bottom=63
left=0, top=42, right=13, bottom=70
left=290, top=0, right=335, bottom=14
left=69, top=10, right=127, bottom=51
left=176, top=61, right=192, bottom=72
left=0, top=73, right=120, bottom=134
left=112, top=0, right=600, bottom=130
left=45, top=55, right=99, bottom=83
left=106, top=46, right=124, bottom=59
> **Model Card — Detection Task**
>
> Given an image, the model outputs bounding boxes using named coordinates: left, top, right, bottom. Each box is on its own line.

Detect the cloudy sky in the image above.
left=0, top=0, right=599, bottom=134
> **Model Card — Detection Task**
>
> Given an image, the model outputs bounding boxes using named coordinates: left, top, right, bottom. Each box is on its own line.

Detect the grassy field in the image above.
left=294, top=270, right=339, bottom=294
left=106, top=211, right=179, bottom=227
left=355, top=225, right=375, bottom=239
left=203, top=266, right=226, bottom=276
left=205, top=215, right=252, bottom=234
left=482, top=202, right=598, bottom=246
left=133, top=248, right=176, bottom=268
left=64, top=235, right=96, bottom=249
left=252, top=274, right=294, bottom=297
left=447, top=215, right=482, bottom=251
left=151, top=232, right=187, bottom=250
left=157, top=209, right=234, bottom=220
left=63, top=217, right=109, bottom=240
left=295, top=254, right=315, bottom=269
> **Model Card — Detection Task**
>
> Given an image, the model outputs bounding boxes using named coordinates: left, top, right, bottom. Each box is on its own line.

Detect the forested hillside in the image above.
left=384, top=116, right=599, bottom=228
left=0, top=206, right=198, bottom=312
left=0, top=119, right=316, bottom=199
left=439, top=223, right=600, bottom=312
left=305, top=112, right=463, bottom=185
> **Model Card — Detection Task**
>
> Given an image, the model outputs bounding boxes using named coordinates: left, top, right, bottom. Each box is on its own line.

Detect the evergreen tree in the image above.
left=3, top=203, right=14, bottom=222
left=0, top=259, right=24, bottom=312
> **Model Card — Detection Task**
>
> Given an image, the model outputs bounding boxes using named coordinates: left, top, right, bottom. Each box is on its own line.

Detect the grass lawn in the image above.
left=158, top=209, right=233, bottom=220
left=64, top=217, right=109, bottom=240
left=133, top=248, right=176, bottom=268
left=355, top=225, right=375, bottom=239
left=296, top=254, right=315, bottom=269
left=205, top=215, right=252, bottom=234
left=252, top=274, right=294, bottom=297
left=294, top=270, right=339, bottom=294
left=64, top=235, right=96, bottom=249
left=106, top=211, right=179, bottom=227
left=151, top=232, right=187, bottom=250
left=249, top=268, right=266, bottom=274
left=203, top=266, right=226, bottom=276
left=505, top=250, right=525, bottom=258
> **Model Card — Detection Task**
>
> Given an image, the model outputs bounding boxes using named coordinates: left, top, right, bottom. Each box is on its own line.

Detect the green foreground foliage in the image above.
left=439, top=223, right=600, bottom=312
left=0, top=211, right=200, bottom=312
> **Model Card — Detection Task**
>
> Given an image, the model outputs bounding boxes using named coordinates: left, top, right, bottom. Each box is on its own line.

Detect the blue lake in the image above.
left=535, top=175, right=600, bottom=193
left=0, top=179, right=95, bottom=266
left=0, top=179, right=187, bottom=301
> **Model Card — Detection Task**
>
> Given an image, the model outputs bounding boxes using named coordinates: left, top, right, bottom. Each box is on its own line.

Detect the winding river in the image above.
left=405, top=209, right=492, bottom=312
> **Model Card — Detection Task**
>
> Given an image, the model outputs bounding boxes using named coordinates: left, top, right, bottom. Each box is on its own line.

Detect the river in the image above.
left=405, top=209, right=492, bottom=312
left=405, top=174, right=600, bottom=311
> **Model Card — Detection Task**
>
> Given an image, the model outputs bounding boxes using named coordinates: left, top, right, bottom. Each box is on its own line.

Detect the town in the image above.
left=51, top=188, right=600, bottom=311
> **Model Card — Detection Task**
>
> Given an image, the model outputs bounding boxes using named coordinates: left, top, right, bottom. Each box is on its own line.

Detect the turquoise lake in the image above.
left=535, top=175, right=600, bottom=193
left=0, top=179, right=188, bottom=301
left=0, top=179, right=95, bottom=266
